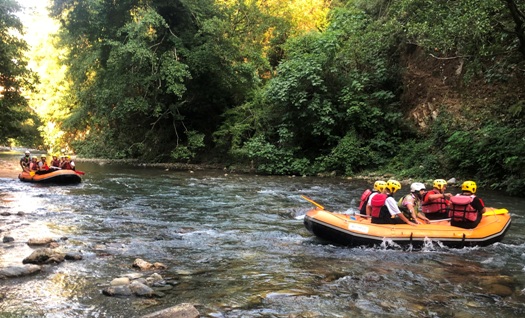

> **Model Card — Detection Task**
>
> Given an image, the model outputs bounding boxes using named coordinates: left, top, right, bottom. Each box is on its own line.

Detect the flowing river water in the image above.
left=1, top=151, right=525, bottom=317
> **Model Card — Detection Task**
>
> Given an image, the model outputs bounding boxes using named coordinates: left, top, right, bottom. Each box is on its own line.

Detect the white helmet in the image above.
left=410, top=182, right=426, bottom=193
left=25, top=150, right=30, bottom=155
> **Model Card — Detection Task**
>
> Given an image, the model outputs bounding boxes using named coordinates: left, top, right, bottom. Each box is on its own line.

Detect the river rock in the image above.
left=102, top=285, right=133, bottom=296
left=22, top=248, right=66, bottom=264
left=2, top=236, right=14, bottom=243
left=111, top=277, right=131, bottom=286
left=130, top=281, right=155, bottom=297
left=484, top=283, right=514, bottom=297
left=133, top=258, right=168, bottom=271
left=146, top=273, right=166, bottom=286
left=65, top=252, right=83, bottom=261
left=27, top=237, right=57, bottom=246
left=141, top=303, right=199, bottom=318
left=0, top=265, right=41, bottom=279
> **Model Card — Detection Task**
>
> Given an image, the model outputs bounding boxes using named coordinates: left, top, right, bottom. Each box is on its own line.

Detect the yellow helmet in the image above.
left=373, top=181, right=386, bottom=192
left=461, top=181, right=477, bottom=194
left=386, top=180, right=401, bottom=194
left=433, top=179, right=447, bottom=190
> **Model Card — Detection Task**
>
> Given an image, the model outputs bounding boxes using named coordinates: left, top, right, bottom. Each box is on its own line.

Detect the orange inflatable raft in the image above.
left=303, top=208, right=511, bottom=248
left=18, top=170, right=81, bottom=185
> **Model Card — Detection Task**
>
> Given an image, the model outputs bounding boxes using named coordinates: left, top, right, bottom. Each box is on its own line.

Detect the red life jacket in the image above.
left=30, top=162, right=39, bottom=171
left=421, top=189, right=448, bottom=214
left=371, top=193, right=388, bottom=218
left=448, top=195, right=478, bottom=222
left=358, top=189, right=373, bottom=214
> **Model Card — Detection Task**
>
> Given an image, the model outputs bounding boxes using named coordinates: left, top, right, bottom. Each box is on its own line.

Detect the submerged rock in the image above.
left=0, top=265, right=41, bottom=279
left=130, top=281, right=155, bottom=297
left=141, top=303, right=199, bottom=318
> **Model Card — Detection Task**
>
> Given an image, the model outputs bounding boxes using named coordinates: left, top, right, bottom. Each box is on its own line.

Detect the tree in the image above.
left=0, top=0, right=39, bottom=146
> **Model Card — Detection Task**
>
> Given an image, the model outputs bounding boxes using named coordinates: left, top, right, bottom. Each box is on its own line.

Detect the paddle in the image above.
left=482, top=208, right=508, bottom=216
left=300, top=195, right=325, bottom=210
left=29, top=171, right=35, bottom=177
left=75, top=170, right=85, bottom=175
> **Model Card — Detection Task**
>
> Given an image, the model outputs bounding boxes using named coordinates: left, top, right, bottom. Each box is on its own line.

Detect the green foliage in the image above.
left=444, top=123, right=525, bottom=195
left=315, top=131, right=373, bottom=175
left=170, top=130, right=205, bottom=161
left=21, top=0, right=525, bottom=197
left=0, top=0, right=39, bottom=145
left=235, top=135, right=313, bottom=175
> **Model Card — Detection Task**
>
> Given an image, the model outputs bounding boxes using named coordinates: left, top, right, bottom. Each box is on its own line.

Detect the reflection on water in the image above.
left=1, top=154, right=525, bottom=317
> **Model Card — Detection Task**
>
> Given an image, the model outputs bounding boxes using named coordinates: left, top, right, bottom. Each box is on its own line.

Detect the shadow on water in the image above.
left=1, top=152, right=525, bottom=317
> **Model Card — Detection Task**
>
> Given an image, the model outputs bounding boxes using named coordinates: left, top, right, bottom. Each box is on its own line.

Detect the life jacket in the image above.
left=30, top=162, right=39, bottom=171
left=62, top=161, right=73, bottom=170
left=371, top=193, right=391, bottom=219
left=358, top=189, right=374, bottom=214
left=448, top=195, right=478, bottom=222
left=421, top=189, right=448, bottom=214
left=51, top=159, right=60, bottom=167
left=39, top=161, right=49, bottom=170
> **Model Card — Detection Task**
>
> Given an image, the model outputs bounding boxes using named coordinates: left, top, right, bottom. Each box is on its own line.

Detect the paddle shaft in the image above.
left=300, top=195, right=324, bottom=210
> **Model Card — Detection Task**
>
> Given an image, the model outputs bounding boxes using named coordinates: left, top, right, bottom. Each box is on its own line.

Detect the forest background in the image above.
left=1, top=0, right=524, bottom=196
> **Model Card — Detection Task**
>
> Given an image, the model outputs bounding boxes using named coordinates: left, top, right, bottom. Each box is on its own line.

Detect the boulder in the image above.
left=22, top=248, right=66, bottom=264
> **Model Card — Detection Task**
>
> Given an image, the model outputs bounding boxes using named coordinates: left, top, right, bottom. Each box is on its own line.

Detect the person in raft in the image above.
left=20, top=150, right=31, bottom=172
left=365, top=180, right=387, bottom=217
left=36, top=155, right=50, bottom=174
left=370, top=180, right=417, bottom=225
left=398, top=182, right=430, bottom=224
left=448, top=181, right=486, bottom=229
left=421, top=179, right=453, bottom=220
left=357, top=180, right=386, bottom=216
left=29, top=156, right=39, bottom=172
left=50, top=155, right=61, bottom=168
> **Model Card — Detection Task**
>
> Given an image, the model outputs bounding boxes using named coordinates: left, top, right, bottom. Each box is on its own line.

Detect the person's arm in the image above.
left=386, top=197, right=417, bottom=226
left=472, top=197, right=486, bottom=215
left=398, top=212, right=417, bottom=226
left=427, top=192, right=452, bottom=201
left=405, top=202, right=423, bottom=224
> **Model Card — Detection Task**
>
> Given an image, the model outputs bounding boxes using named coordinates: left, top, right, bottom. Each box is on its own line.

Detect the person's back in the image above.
left=449, top=181, right=485, bottom=229
left=361, top=181, right=386, bottom=216
left=421, top=179, right=452, bottom=220
left=371, top=180, right=416, bottom=225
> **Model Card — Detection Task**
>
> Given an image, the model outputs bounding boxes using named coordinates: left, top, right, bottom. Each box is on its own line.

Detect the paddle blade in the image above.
left=483, top=208, right=508, bottom=216
left=29, top=171, right=35, bottom=177
left=75, top=170, right=85, bottom=175
left=300, top=195, right=324, bottom=210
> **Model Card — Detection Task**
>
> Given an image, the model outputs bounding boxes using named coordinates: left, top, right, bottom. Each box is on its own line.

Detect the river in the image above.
left=1, top=151, right=525, bottom=317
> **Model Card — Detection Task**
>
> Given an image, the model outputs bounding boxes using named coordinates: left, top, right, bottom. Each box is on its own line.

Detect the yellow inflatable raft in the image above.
left=303, top=208, right=511, bottom=248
